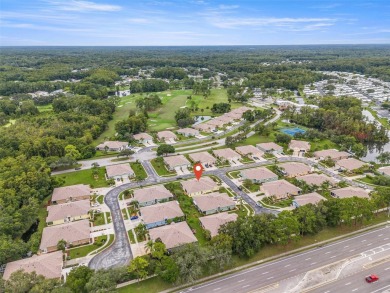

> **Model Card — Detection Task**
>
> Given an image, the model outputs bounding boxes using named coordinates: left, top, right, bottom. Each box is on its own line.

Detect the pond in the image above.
left=281, top=127, right=306, bottom=136
left=193, top=116, right=212, bottom=125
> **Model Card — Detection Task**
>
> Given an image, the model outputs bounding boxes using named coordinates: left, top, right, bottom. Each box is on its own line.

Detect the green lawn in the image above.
left=122, top=209, right=129, bottom=220
left=53, top=167, right=109, bottom=188
left=310, top=139, right=338, bottom=152
left=128, top=230, right=136, bottom=244
left=37, top=104, right=53, bottom=112
left=106, top=212, right=112, bottom=223
left=241, top=156, right=255, bottom=164
left=130, top=162, right=148, bottom=180
left=150, top=158, right=177, bottom=176
left=164, top=182, right=208, bottom=245
left=92, top=212, right=106, bottom=226
left=96, top=195, right=104, bottom=204
left=68, top=235, right=107, bottom=259
left=227, top=171, right=241, bottom=179
left=262, top=197, right=292, bottom=208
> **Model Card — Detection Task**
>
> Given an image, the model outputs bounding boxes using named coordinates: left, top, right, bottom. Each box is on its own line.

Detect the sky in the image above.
left=0, top=0, right=389, bottom=46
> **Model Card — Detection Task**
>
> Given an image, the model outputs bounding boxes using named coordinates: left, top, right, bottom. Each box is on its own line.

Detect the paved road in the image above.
left=179, top=226, right=390, bottom=293
left=310, top=260, right=390, bottom=293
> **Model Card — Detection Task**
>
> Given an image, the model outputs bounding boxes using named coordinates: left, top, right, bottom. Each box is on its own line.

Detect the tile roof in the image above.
left=46, top=199, right=90, bottom=223
left=256, top=142, right=283, bottom=151
left=294, top=192, right=326, bottom=206
left=181, top=177, right=218, bottom=194
left=177, top=128, right=199, bottom=135
left=378, top=166, right=390, bottom=176
left=314, top=149, right=350, bottom=160
left=133, top=132, right=153, bottom=140
left=199, top=212, right=238, bottom=237
left=40, top=220, right=90, bottom=251
left=289, top=140, right=311, bottom=151
left=261, top=179, right=301, bottom=199
left=157, top=131, right=177, bottom=140
left=149, top=222, right=197, bottom=249
left=163, top=155, right=191, bottom=168
left=52, top=184, right=91, bottom=202
left=331, top=187, right=370, bottom=199
left=3, top=251, right=63, bottom=280
left=193, top=192, right=236, bottom=212
left=279, top=162, right=311, bottom=177
left=106, top=163, right=134, bottom=178
left=96, top=141, right=128, bottom=149
left=133, top=185, right=173, bottom=203
left=140, top=201, right=184, bottom=225
left=235, top=145, right=264, bottom=156
left=241, top=167, right=278, bottom=181
left=336, top=158, right=366, bottom=171
left=296, top=173, right=336, bottom=186
left=188, top=151, right=216, bottom=164
left=213, top=148, right=241, bottom=160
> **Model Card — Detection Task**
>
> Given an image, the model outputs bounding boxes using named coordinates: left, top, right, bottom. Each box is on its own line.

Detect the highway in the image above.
left=178, top=226, right=390, bottom=293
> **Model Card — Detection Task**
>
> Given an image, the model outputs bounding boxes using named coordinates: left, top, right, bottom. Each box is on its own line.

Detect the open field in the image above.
left=53, top=167, right=109, bottom=188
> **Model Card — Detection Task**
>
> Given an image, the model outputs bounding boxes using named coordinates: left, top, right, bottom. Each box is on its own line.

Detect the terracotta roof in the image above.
left=331, top=187, right=370, bottom=199
left=133, top=185, right=173, bottom=203
left=181, top=177, right=218, bottom=194
left=261, top=179, right=301, bottom=199
left=256, top=142, right=283, bottom=151
left=297, top=173, right=336, bottom=186
left=289, top=140, right=311, bottom=151
left=140, top=201, right=184, bottom=225
left=207, top=119, right=226, bottom=127
left=336, top=158, right=366, bottom=171
left=213, top=148, right=241, bottom=160
left=47, top=199, right=90, bottom=223
left=193, top=123, right=216, bottom=131
left=224, top=112, right=242, bottom=119
left=235, top=145, right=264, bottom=157
left=314, top=149, right=350, bottom=160
left=279, top=162, right=311, bottom=177
left=157, top=131, right=177, bottom=140
left=106, top=163, right=134, bottom=178
left=188, top=152, right=216, bottom=164
left=241, top=167, right=278, bottom=181
left=52, top=184, right=91, bottom=202
left=177, top=128, right=199, bottom=135
left=294, top=192, right=326, bottom=206
left=96, top=141, right=128, bottom=149
left=199, top=212, right=238, bottom=237
left=231, top=106, right=251, bottom=114
left=3, top=251, right=63, bottom=280
left=40, top=220, right=90, bottom=251
left=133, top=132, right=153, bottom=141
left=193, top=192, right=236, bottom=212
left=163, top=155, right=191, bottom=169
left=149, top=222, right=197, bottom=249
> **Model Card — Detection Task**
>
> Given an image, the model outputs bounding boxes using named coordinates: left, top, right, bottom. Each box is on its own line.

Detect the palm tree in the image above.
left=144, top=240, right=154, bottom=254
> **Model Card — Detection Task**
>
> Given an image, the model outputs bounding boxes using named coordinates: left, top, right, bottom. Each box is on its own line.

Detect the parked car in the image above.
left=256, top=202, right=262, bottom=207
left=130, top=216, right=138, bottom=220
left=75, top=167, right=81, bottom=170
left=237, top=186, right=242, bottom=191
left=365, top=274, right=379, bottom=283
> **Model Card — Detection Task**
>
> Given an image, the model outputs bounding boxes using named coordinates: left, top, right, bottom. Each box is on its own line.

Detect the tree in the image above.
left=377, top=152, right=390, bottom=164
left=156, top=144, right=175, bottom=156
left=66, top=266, right=94, bottom=293
left=65, top=144, right=81, bottom=161
left=134, top=224, right=147, bottom=241
left=156, top=256, right=179, bottom=283
left=151, top=242, right=167, bottom=261
left=174, top=108, right=194, bottom=127
left=294, top=204, right=325, bottom=236
left=275, top=133, right=292, bottom=145
left=57, top=239, right=67, bottom=252
left=117, top=149, right=134, bottom=158
left=128, top=256, right=149, bottom=283
left=85, top=268, right=126, bottom=293
left=144, top=240, right=154, bottom=254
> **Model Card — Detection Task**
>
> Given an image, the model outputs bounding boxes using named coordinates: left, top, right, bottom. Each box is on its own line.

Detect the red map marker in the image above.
left=193, top=163, right=203, bottom=181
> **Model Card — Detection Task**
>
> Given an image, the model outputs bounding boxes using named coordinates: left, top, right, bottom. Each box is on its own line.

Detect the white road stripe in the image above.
left=349, top=249, right=355, bottom=252
left=330, top=255, right=336, bottom=258
left=284, top=264, right=290, bottom=267
left=267, top=277, right=274, bottom=280
left=289, top=269, right=296, bottom=272
left=325, top=251, right=331, bottom=254
left=242, top=285, right=250, bottom=288
left=311, top=262, right=317, bottom=265
left=345, top=282, right=351, bottom=285
left=384, top=238, right=389, bottom=240
left=361, top=240, right=366, bottom=242
left=238, top=279, right=245, bottom=283
left=213, top=288, right=220, bottom=291
left=378, top=234, right=383, bottom=236
left=305, top=257, right=311, bottom=260
left=262, top=272, right=269, bottom=274
left=385, top=267, right=390, bottom=271
left=352, top=289, right=358, bottom=292
left=344, top=245, right=349, bottom=248
left=367, top=243, right=372, bottom=246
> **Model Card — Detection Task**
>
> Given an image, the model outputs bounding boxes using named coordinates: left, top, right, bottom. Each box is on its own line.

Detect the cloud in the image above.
left=127, top=18, right=151, bottom=24
left=219, top=5, right=239, bottom=10
left=45, top=0, right=122, bottom=12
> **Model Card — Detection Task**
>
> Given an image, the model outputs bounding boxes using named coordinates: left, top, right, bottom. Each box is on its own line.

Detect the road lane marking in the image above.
left=305, top=258, right=311, bottom=260
left=384, top=238, right=389, bottom=240
left=289, top=269, right=296, bottom=272
left=310, top=262, right=317, bottom=265
left=344, top=245, right=349, bottom=248
left=242, top=285, right=250, bottom=288
left=352, top=289, right=358, bottom=292
left=213, top=288, right=220, bottom=291
left=267, top=277, right=274, bottom=280
left=378, top=234, right=383, bottom=236
left=262, top=271, right=269, bottom=274
left=284, top=264, right=290, bottom=267
left=325, top=251, right=332, bottom=254
left=361, top=240, right=366, bottom=242
left=330, top=255, right=336, bottom=258
left=345, top=282, right=351, bottom=285
left=367, top=243, right=372, bottom=246
left=349, top=249, right=355, bottom=252
left=238, top=279, right=245, bottom=283
left=385, top=267, right=390, bottom=271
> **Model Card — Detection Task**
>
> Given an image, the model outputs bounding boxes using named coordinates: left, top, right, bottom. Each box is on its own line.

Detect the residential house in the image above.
left=292, top=192, right=327, bottom=208
left=140, top=201, right=184, bottom=229
left=106, top=163, right=135, bottom=180
left=163, top=155, right=191, bottom=171
left=261, top=179, right=302, bottom=200
left=133, top=185, right=173, bottom=207
left=240, top=167, right=278, bottom=184
left=207, top=119, right=226, bottom=128
left=335, top=158, right=367, bottom=172
left=289, top=140, right=311, bottom=153
left=331, top=187, right=370, bottom=199
left=181, top=177, right=219, bottom=196
left=296, top=173, right=336, bottom=187
left=51, top=184, right=91, bottom=204
left=213, top=148, right=241, bottom=163
left=235, top=145, right=264, bottom=159
left=157, top=131, right=177, bottom=143
left=193, top=192, right=236, bottom=215
left=149, top=222, right=197, bottom=249
left=188, top=151, right=217, bottom=167
left=378, top=166, right=390, bottom=177
left=256, top=142, right=283, bottom=154
left=193, top=123, right=216, bottom=133
left=3, top=251, right=63, bottom=280
left=279, top=162, right=312, bottom=178
left=96, top=141, right=128, bottom=152
left=133, top=133, right=153, bottom=144
left=225, top=111, right=242, bottom=120
left=39, top=220, right=91, bottom=253
left=199, top=213, right=238, bottom=237
left=314, top=149, right=350, bottom=161
left=46, top=199, right=90, bottom=226
left=177, top=128, right=199, bottom=137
